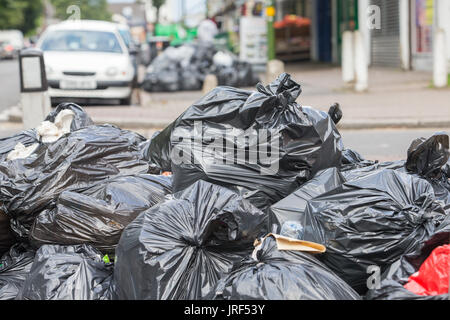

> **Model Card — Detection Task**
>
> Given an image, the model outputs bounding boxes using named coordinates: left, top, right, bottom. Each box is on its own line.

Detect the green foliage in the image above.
left=0, top=0, right=43, bottom=35
left=152, top=0, right=166, bottom=10
left=50, top=0, right=112, bottom=21
left=153, top=0, right=166, bottom=22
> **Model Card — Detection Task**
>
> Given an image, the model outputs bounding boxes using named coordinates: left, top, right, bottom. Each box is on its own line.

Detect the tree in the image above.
left=22, top=0, right=44, bottom=35
left=50, top=0, right=112, bottom=21
left=152, top=0, right=166, bottom=23
left=0, top=0, right=43, bottom=35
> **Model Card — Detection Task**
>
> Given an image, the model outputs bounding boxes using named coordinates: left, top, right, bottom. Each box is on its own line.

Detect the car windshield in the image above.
left=40, top=30, right=123, bottom=53
left=118, top=29, right=132, bottom=48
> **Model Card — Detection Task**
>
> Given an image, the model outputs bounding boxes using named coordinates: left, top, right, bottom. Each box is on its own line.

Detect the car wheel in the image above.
left=120, top=95, right=132, bottom=105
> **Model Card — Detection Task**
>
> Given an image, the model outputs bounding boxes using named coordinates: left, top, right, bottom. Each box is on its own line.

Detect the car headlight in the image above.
left=106, top=67, right=118, bottom=77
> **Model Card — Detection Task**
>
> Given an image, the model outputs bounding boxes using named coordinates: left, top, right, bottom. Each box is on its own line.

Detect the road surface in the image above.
left=340, top=128, right=449, bottom=162
left=0, top=59, right=20, bottom=113
left=1, top=125, right=447, bottom=162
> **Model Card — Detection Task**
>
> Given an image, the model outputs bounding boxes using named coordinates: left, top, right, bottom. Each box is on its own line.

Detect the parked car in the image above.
left=37, top=20, right=135, bottom=105
left=0, top=30, right=24, bottom=59
left=116, top=23, right=139, bottom=87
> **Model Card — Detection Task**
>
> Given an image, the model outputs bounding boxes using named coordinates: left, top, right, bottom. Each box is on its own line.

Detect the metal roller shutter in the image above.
left=370, top=0, right=401, bottom=67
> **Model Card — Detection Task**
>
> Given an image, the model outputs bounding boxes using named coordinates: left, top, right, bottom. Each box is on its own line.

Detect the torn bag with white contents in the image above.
left=206, top=235, right=361, bottom=300
left=0, top=124, right=149, bottom=238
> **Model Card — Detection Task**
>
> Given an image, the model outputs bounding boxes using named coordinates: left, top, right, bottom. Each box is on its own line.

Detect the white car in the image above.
left=37, top=20, right=135, bottom=105
left=0, top=30, right=24, bottom=59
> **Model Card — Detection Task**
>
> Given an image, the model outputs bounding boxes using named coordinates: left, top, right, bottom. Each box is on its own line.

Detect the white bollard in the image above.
left=354, top=31, right=369, bottom=92
left=21, top=92, right=51, bottom=130
left=202, top=74, right=218, bottom=94
left=266, top=59, right=285, bottom=83
left=342, top=31, right=355, bottom=83
left=18, top=49, right=51, bottom=129
left=433, top=29, right=448, bottom=88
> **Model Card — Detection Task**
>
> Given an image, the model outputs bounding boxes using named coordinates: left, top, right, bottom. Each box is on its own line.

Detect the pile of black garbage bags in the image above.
left=1, top=73, right=449, bottom=300
left=142, top=41, right=260, bottom=92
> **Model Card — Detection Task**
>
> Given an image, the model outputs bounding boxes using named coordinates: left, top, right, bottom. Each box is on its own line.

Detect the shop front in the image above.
left=411, top=0, right=435, bottom=71
left=369, top=0, right=401, bottom=68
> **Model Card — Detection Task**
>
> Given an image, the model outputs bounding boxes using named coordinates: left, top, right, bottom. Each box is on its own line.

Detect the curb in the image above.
left=3, top=107, right=450, bottom=131
left=336, top=119, right=450, bottom=130
left=0, top=105, right=22, bottom=123
left=91, top=118, right=450, bottom=131
left=91, top=118, right=170, bottom=130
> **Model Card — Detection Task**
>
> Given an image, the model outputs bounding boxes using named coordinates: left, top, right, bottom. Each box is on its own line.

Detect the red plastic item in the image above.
left=274, top=15, right=311, bottom=29
left=404, top=244, right=450, bottom=296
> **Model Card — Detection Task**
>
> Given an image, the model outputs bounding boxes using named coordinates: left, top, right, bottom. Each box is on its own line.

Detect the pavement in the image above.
left=1, top=62, right=449, bottom=132
left=1, top=120, right=446, bottom=163
left=72, top=63, right=450, bottom=130
left=0, top=60, right=20, bottom=113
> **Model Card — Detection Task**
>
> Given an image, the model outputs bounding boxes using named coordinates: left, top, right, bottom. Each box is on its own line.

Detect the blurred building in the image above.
left=109, top=1, right=147, bottom=25
left=364, top=0, right=450, bottom=71
left=109, top=1, right=149, bottom=43
left=208, top=0, right=450, bottom=72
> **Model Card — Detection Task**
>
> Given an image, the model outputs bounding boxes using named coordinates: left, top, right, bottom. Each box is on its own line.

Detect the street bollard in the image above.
left=433, top=29, right=448, bottom=88
left=354, top=31, right=369, bottom=92
left=342, top=31, right=355, bottom=83
left=266, top=59, right=285, bottom=83
left=18, top=48, right=51, bottom=130
left=202, top=74, right=218, bottom=95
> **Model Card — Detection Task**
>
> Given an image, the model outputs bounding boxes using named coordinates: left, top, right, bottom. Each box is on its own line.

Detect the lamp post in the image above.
left=18, top=48, right=51, bottom=129
left=266, top=0, right=276, bottom=61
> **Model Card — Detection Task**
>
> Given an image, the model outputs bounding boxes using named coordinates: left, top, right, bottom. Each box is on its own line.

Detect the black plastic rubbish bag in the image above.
left=338, top=133, right=450, bottom=212
left=211, top=51, right=259, bottom=87
left=0, top=124, right=149, bottom=238
left=326, top=103, right=376, bottom=171
left=302, top=169, right=445, bottom=293
left=214, top=65, right=239, bottom=87
left=354, top=133, right=450, bottom=213
left=44, top=102, right=94, bottom=130
left=142, top=42, right=259, bottom=93
left=234, top=61, right=260, bottom=87
left=0, top=103, right=92, bottom=162
left=405, top=132, right=449, bottom=179
left=0, top=243, right=35, bottom=300
left=270, top=167, right=446, bottom=294
left=340, top=148, right=377, bottom=171
left=147, top=73, right=343, bottom=210
left=327, top=102, right=343, bottom=125
left=142, top=68, right=180, bottom=92
left=30, top=174, right=172, bottom=253
left=16, top=244, right=113, bottom=300
left=0, top=129, right=38, bottom=162
left=113, top=180, right=267, bottom=300
left=0, top=211, right=15, bottom=255
left=180, top=65, right=203, bottom=91
left=404, top=133, right=450, bottom=212
left=207, top=235, right=361, bottom=300
left=142, top=44, right=195, bottom=92
left=366, top=215, right=450, bottom=300
left=269, top=167, right=344, bottom=237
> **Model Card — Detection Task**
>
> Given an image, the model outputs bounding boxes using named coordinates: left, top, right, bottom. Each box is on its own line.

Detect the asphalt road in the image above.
left=0, top=59, right=447, bottom=161
left=1, top=125, right=448, bottom=162
left=0, top=59, right=20, bottom=113
left=340, top=128, right=449, bottom=162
